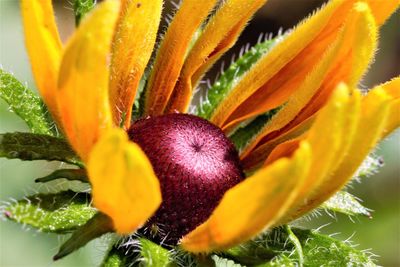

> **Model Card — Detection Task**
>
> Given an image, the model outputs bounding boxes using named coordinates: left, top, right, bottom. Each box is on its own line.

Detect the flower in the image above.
left=20, top=0, right=399, bottom=256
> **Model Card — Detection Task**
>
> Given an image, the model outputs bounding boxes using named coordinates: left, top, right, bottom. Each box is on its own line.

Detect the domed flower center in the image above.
left=128, top=113, right=244, bottom=244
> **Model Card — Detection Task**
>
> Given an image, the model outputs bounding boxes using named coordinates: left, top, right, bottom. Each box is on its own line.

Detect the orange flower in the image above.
left=21, top=0, right=399, bottom=253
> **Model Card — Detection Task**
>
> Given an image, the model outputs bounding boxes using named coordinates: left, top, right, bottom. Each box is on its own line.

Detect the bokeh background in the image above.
left=1, top=0, right=399, bottom=266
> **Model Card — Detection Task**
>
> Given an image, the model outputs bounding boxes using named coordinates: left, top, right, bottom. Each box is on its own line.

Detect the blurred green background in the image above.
left=0, top=0, right=399, bottom=266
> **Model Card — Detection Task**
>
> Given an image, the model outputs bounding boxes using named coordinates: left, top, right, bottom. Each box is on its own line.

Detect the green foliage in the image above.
left=140, top=238, right=176, bottom=267
left=195, top=37, right=280, bottom=120
left=0, top=132, right=83, bottom=167
left=54, top=212, right=113, bottom=260
left=223, top=227, right=376, bottom=266
left=35, top=168, right=88, bottom=183
left=0, top=69, right=58, bottom=136
left=73, top=0, right=96, bottom=26
left=102, top=246, right=129, bottom=267
left=229, top=106, right=281, bottom=153
left=322, top=191, right=371, bottom=217
left=3, top=190, right=95, bottom=234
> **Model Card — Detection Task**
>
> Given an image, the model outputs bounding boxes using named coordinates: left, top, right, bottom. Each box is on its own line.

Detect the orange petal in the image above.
left=209, top=0, right=397, bottom=128
left=239, top=2, right=377, bottom=162
left=180, top=142, right=311, bottom=252
left=288, top=85, right=392, bottom=220
left=143, top=0, right=218, bottom=116
left=109, top=0, right=162, bottom=128
left=21, top=0, right=62, bottom=121
left=57, top=0, right=120, bottom=161
left=165, top=0, right=268, bottom=114
left=88, top=128, right=161, bottom=234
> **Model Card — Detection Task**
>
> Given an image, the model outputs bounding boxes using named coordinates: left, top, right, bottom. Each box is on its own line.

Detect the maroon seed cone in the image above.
left=128, top=113, right=244, bottom=244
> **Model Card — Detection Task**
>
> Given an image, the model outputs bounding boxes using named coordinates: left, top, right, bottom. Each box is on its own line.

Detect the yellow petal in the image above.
left=277, top=84, right=362, bottom=224
left=209, top=0, right=397, bottom=128
left=165, top=0, right=268, bottom=114
left=289, top=86, right=392, bottom=220
left=180, top=142, right=311, bottom=252
left=109, top=0, right=162, bottom=128
left=21, top=0, right=62, bottom=120
left=143, top=0, right=217, bottom=116
left=88, top=128, right=161, bottom=234
left=57, top=0, right=119, bottom=161
left=239, top=2, right=377, bottom=162
left=379, top=77, right=400, bottom=137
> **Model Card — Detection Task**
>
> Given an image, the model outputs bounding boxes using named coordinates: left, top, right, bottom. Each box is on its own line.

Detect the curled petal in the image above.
left=57, top=0, right=119, bottom=161
left=88, top=128, right=161, bottom=234
left=144, top=0, right=218, bottom=116
left=240, top=2, right=378, bottom=167
left=21, top=0, right=62, bottom=121
left=180, top=142, right=311, bottom=252
left=209, top=0, right=397, bottom=129
left=288, top=85, right=392, bottom=220
left=109, top=0, right=162, bottom=127
left=165, top=0, right=268, bottom=113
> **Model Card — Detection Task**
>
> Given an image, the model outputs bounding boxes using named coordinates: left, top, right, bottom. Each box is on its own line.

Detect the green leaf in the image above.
left=54, top=212, right=113, bottom=260
left=140, top=238, right=176, bottom=267
left=0, top=69, right=58, bottom=136
left=225, top=227, right=376, bottom=266
left=292, top=228, right=376, bottom=266
left=102, top=246, right=130, bottom=267
left=229, top=106, right=281, bottom=153
left=73, top=0, right=96, bottom=26
left=321, top=191, right=372, bottom=218
left=0, top=132, right=83, bottom=167
left=195, top=37, right=282, bottom=120
left=35, top=169, right=88, bottom=183
left=3, top=190, right=96, bottom=234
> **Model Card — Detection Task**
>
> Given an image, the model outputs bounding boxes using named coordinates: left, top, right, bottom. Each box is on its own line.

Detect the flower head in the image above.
left=16, top=0, right=400, bottom=258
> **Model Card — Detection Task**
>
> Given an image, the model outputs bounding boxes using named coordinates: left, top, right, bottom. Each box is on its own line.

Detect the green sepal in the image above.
left=3, top=190, right=96, bottom=234
left=73, top=0, right=95, bottom=26
left=354, top=154, right=383, bottom=180
left=195, top=37, right=281, bottom=120
left=229, top=106, right=281, bottom=153
left=140, top=238, right=177, bottom=267
left=102, top=246, right=130, bottom=267
left=54, top=212, right=113, bottom=261
left=0, top=132, right=83, bottom=167
left=321, top=191, right=372, bottom=218
left=35, top=168, right=88, bottom=183
left=0, top=69, right=58, bottom=136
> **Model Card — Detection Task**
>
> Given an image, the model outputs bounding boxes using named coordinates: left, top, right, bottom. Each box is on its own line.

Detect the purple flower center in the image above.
left=128, top=113, right=244, bottom=244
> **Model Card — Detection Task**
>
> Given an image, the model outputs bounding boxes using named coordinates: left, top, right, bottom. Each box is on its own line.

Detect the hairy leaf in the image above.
left=225, top=227, right=376, bottom=266
left=54, top=212, right=113, bottom=260
left=354, top=154, right=383, bottom=180
left=3, top=190, right=95, bottom=233
left=0, top=69, right=57, bottom=136
left=196, top=37, right=282, bottom=119
left=140, top=238, right=175, bottom=267
left=102, top=246, right=130, bottom=267
left=322, top=191, right=371, bottom=217
left=74, top=0, right=96, bottom=26
left=0, top=132, right=83, bottom=167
